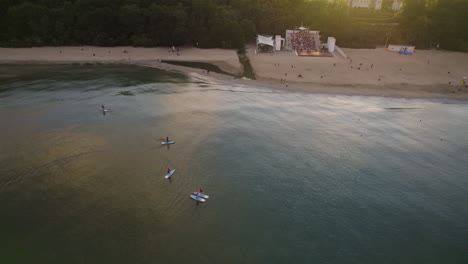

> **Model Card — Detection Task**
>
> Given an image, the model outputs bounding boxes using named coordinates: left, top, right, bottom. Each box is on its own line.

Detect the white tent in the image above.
left=257, top=35, right=274, bottom=47
left=256, top=35, right=275, bottom=53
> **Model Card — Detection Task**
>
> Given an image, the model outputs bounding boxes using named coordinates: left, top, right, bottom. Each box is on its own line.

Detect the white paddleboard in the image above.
left=193, top=192, right=209, bottom=199
left=100, top=109, right=108, bottom=112
left=162, top=141, right=175, bottom=145
left=189, top=195, right=205, bottom=202
left=165, top=169, right=176, bottom=179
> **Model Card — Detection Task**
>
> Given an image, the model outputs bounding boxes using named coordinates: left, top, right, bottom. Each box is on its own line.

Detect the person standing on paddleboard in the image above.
left=101, top=104, right=105, bottom=111
left=199, top=188, right=203, bottom=193
left=166, top=136, right=169, bottom=143
left=167, top=168, right=171, bottom=174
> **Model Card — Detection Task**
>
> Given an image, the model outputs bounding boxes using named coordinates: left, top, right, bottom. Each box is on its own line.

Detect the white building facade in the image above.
left=328, top=0, right=401, bottom=11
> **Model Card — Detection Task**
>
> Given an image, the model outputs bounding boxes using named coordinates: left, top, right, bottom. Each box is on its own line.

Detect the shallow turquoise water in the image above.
left=0, top=65, right=467, bottom=263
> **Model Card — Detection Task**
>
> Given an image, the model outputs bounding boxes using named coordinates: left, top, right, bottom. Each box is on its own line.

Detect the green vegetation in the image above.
left=0, top=0, right=466, bottom=51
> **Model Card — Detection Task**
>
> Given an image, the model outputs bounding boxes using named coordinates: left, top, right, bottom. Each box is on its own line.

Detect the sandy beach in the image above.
left=246, top=46, right=468, bottom=100
left=1, top=45, right=467, bottom=100
left=0, top=46, right=242, bottom=75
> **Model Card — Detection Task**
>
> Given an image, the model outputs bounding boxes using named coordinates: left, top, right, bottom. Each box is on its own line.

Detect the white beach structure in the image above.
left=327, top=37, right=336, bottom=52
left=387, top=44, right=415, bottom=53
left=256, top=35, right=275, bottom=53
left=256, top=35, right=285, bottom=52
left=275, top=35, right=285, bottom=51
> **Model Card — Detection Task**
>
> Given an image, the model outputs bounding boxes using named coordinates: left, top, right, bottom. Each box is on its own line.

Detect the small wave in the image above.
left=384, top=108, right=420, bottom=110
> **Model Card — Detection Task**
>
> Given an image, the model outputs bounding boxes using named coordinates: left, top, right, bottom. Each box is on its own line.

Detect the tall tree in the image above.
left=398, top=0, right=430, bottom=48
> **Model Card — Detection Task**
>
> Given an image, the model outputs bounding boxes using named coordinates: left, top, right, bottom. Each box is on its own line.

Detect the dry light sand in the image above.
left=247, top=46, right=468, bottom=100
left=1, top=45, right=467, bottom=100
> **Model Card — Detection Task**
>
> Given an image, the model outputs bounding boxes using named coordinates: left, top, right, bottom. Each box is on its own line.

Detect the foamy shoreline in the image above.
left=1, top=46, right=467, bottom=101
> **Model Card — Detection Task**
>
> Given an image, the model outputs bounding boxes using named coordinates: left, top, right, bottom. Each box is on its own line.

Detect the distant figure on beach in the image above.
left=371, top=64, right=373, bottom=68
left=298, top=74, right=303, bottom=78
left=286, top=82, right=289, bottom=87
left=93, top=53, right=95, bottom=56
left=172, top=46, right=175, bottom=52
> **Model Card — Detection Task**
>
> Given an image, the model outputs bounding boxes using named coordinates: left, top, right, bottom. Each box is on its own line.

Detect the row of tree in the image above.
left=0, top=0, right=467, bottom=52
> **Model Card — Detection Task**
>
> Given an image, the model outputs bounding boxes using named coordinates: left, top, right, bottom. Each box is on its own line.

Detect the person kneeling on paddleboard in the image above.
left=199, top=188, right=203, bottom=193
left=167, top=168, right=171, bottom=174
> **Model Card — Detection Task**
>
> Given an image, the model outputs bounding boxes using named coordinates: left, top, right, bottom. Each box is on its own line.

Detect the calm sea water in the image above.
left=0, top=65, right=467, bottom=264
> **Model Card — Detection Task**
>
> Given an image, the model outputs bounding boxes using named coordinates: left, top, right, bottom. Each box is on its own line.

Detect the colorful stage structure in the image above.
left=256, top=25, right=345, bottom=58
left=285, top=26, right=334, bottom=57
left=285, top=26, right=321, bottom=53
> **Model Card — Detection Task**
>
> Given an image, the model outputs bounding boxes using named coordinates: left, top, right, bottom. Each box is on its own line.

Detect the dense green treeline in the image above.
left=0, top=0, right=467, bottom=51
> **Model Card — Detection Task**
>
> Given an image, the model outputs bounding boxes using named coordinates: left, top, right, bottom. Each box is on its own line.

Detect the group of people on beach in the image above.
left=170, top=46, right=182, bottom=56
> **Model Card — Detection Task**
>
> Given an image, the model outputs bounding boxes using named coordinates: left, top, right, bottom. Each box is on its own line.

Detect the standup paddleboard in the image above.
left=193, top=192, right=209, bottom=199
left=165, top=169, right=176, bottom=179
left=189, top=195, right=205, bottom=202
left=162, top=141, right=175, bottom=145
left=100, top=109, right=108, bottom=112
